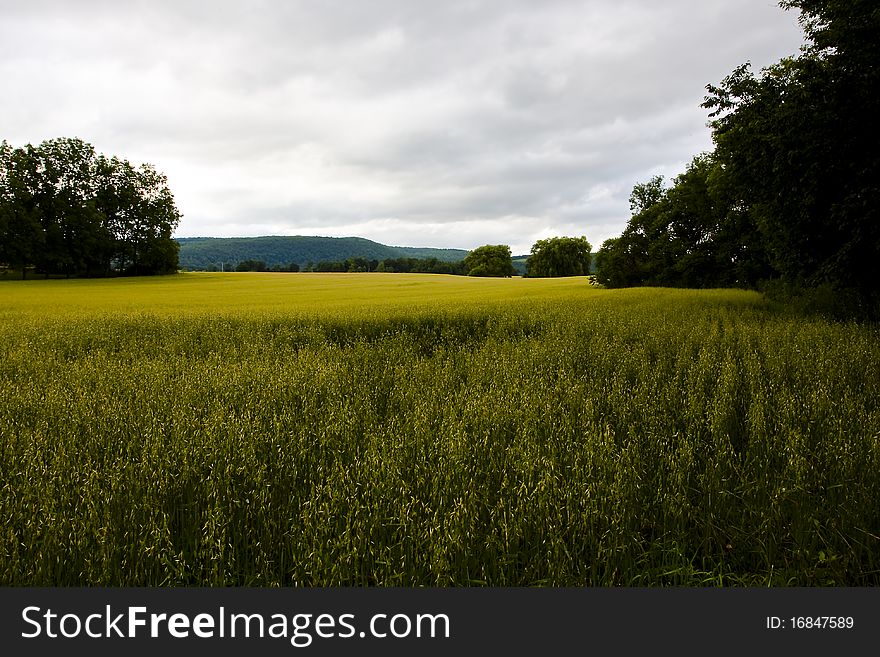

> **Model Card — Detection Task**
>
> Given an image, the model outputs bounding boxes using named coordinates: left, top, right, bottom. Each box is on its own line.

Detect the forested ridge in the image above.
left=175, top=235, right=468, bottom=271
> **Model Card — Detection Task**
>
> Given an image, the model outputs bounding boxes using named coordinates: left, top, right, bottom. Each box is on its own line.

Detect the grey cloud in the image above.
left=0, top=0, right=805, bottom=249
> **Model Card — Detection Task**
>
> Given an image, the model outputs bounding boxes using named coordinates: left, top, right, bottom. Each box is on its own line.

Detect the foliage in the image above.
left=702, top=0, right=880, bottom=306
left=1, top=275, right=878, bottom=585
left=464, top=244, right=516, bottom=277
left=270, top=262, right=300, bottom=273
left=595, top=155, right=771, bottom=289
left=0, top=138, right=181, bottom=277
left=235, top=259, right=268, bottom=272
left=301, top=256, right=466, bottom=274
left=311, top=256, right=378, bottom=273
left=525, top=236, right=592, bottom=278
left=376, top=257, right=466, bottom=275
left=595, top=0, right=879, bottom=317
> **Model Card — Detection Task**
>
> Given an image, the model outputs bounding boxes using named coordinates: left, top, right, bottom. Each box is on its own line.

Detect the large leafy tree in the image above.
left=656, top=155, right=771, bottom=288
left=32, top=138, right=111, bottom=277
left=594, top=236, right=647, bottom=288
left=595, top=155, right=771, bottom=289
left=464, top=244, right=516, bottom=277
left=525, top=236, right=592, bottom=278
left=598, top=0, right=877, bottom=304
left=0, top=138, right=181, bottom=277
left=95, top=156, right=181, bottom=275
left=594, top=177, right=665, bottom=288
left=703, top=0, right=880, bottom=299
left=1, top=142, right=44, bottom=278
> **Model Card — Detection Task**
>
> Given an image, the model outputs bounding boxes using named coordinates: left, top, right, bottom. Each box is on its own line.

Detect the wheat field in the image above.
left=1, top=273, right=878, bottom=585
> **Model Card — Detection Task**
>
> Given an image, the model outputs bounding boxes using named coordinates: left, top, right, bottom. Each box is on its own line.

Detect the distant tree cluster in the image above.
left=270, top=262, right=300, bottom=272
left=228, top=259, right=299, bottom=272
left=309, top=257, right=378, bottom=273
left=596, top=0, right=880, bottom=315
left=525, top=236, right=592, bottom=278
left=301, top=256, right=466, bottom=274
left=376, top=257, right=466, bottom=275
left=274, top=249, right=522, bottom=278
left=0, top=137, right=181, bottom=278
left=235, top=259, right=267, bottom=272
left=464, top=245, right=516, bottom=277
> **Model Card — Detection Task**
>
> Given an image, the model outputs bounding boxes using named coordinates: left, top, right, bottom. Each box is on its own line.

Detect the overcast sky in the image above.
left=1, top=0, right=805, bottom=253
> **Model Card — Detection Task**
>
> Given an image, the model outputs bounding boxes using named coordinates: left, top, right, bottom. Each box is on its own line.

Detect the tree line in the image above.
left=595, top=0, right=879, bottom=315
left=308, top=256, right=466, bottom=274
left=229, top=256, right=467, bottom=274
left=453, top=241, right=594, bottom=278
left=0, top=138, right=181, bottom=278
left=220, top=240, right=596, bottom=279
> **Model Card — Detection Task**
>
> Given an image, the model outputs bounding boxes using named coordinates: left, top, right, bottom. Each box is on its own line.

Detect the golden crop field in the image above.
left=0, top=272, right=593, bottom=319
left=1, top=273, right=878, bottom=585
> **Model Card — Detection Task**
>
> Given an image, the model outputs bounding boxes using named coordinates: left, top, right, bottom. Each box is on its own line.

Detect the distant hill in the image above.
left=511, top=256, right=529, bottom=276
left=175, top=236, right=470, bottom=270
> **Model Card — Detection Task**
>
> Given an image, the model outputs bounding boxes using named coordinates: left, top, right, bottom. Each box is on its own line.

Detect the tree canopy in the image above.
left=702, top=0, right=879, bottom=300
left=0, top=137, right=181, bottom=278
left=596, top=0, right=879, bottom=314
left=464, top=244, right=516, bottom=277
left=525, top=236, right=592, bottom=278
left=595, top=155, right=771, bottom=289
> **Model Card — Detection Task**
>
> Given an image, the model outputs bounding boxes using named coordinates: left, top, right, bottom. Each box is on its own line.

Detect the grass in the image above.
left=1, top=273, right=878, bottom=585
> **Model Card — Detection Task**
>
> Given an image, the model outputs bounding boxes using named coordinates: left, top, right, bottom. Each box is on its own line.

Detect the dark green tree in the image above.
left=1, top=137, right=181, bottom=277
left=703, top=0, right=880, bottom=303
left=595, top=237, right=646, bottom=288
left=653, top=155, right=771, bottom=288
left=464, top=244, right=516, bottom=277
left=346, top=256, right=370, bottom=272
left=36, top=138, right=112, bottom=276
left=525, top=236, right=592, bottom=278
left=629, top=176, right=666, bottom=215
left=595, top=177, right=668, bottom=288
left=595, top=155, right=772, bottom=289
left=235, top=259, right=267, bottom=272
left=0, top=142, right=44, bottom=278
left=95, top=155, right=181, bottom=275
